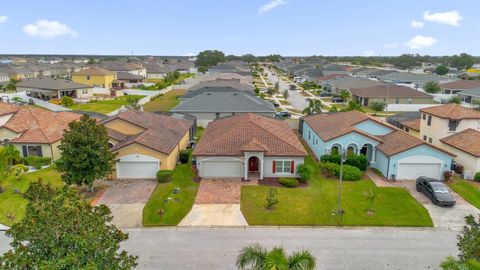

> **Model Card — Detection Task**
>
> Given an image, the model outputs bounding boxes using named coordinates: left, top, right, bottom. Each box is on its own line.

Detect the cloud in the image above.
left=423, top=10, right=462, bottom=26
left=384, top=42, right=399, bottom=48
left=362, top=50, right=376, bottom=56
left=22, top=20, right=77, bottom=38
left=404, top=35, right=438, bottom=49
left=258, top=0, right=287, bottom=15
left=0, top=16, right=8, bottom=24
left=410, top=20, right=424, bottom=28
left=186, top=52, right=196, bottom=56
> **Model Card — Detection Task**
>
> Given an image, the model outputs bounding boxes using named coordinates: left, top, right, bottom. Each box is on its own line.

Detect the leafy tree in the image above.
left=197, top=66, right=207, bottom=73
left=6, top=80, right=17, bottom=92
left=0, top=145, right=22, bottom=166
left=236, top=243, right=316, bottom=270
left=274, top=81, right=280, bottom=94
left=265, top=188, right=279, bottom=211
left=441, top=256, right=480, bottom=270
left=282, top=90, right=289, bottom=100
left=195, top=50, right=225, bottom=68
left=449, top=96, right=461, bottom=104
left=0, top=183, right=138, bottom=269
left=173, top=70, right=180, bottom=80
left=424, top=81, right=442, bottom=94
left=393, top=54, right=421, bottom=70
left=126, top=95, right=142, bottom=110
left=450, top=53, right=475, bottom=70
left=338, top=89, right=351, bottom=102
left=343, top=101, right=363, bottom=112
left=60, top=96, right=74, bottom=107
left=369, top=101, right=385, bottom=115
left=302, top=99, right=322, bottom=115
left=56, top=115, right=116, bottom=191
left=441, top=215, right=480, bottom=269
left=328, top=105, right=338, bottom=112
left=435, top=65, right=450, bottom=75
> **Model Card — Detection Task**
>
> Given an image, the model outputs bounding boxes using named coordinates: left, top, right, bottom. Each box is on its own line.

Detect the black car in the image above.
left=331, top=97, right=344, bottom=103
left=275, top=110, right=291, bottom=119
left=271, top=101, right=279, bottom=108
left=416, top=177, right=456, bottom=206
left=319, top=92, right=332, bottom=97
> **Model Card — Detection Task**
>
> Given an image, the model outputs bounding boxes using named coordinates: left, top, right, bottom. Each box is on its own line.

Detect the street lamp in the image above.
left=337, top=149, right=346, bottom=224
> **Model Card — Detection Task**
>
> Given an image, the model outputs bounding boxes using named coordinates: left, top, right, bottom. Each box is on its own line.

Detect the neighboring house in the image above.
left=0, top=73, right=10, bottom=84
left=112, top=72, right=145, bottom=88
left=71, top=68, right=117, bottom=88
left=419, top=104, right=480, bottom=146
left=440, top=80, right=480, bottom=94
left=145, top=64, right=169, bottom=79
left=171, top=91, right=275, bottom=127
left=376, top=72, right=448, bottom=89
left=187, top=78, right=254, bottom=92
left=387, top=112, right=421, bottom=137
left=103, top=62, right=147, bottom=77
left=180, top=87, right=256, bottom=101
left=9, top=68, right=36, bottom=80
left=349, top=85, right=434, bottom=106
left=194, top=113, right=307, bottom=180
left=440, top=129, right=480, bottom=179
left=302, top=111, right=454, bottom=180
left=102, top=110, right=195, bottom=179
left=321, top=76, right=385, bottom=94
left=17, top=78, right=93, bottom=100
left=0, top=103, right=81, bottom=161
left=458, top=87, right=480, bottom=105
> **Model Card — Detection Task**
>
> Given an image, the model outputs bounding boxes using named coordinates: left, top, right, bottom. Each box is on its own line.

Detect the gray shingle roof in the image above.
left=17, top=78, right=90, bottom=90
left=458, top=87, right=480, bottom=98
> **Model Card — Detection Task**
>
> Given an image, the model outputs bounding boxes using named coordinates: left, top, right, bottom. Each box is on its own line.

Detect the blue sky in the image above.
left=0, top=0, right=478, bottom=56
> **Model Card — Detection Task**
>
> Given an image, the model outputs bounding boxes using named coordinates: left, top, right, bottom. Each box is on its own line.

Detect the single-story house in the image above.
left=440, top=128, right=480, bottom=179
left=321, top=76, right=386, bottom=94
left=0, top=103, right=81, bottom=161
left=194, top=113, right=308, bottom=180
left=102, top=110, right=195, bottom=179
left=387, top=112, right=421, bottom=137
left=349, top=85, right=434, bottom=106
left=145, top=64, right=169, bottom=79
left=458, top=87, right=480, bottom=105
left=440, top=80, right=480, bottom=94
left=301, top=111, right=454, bottom=180
left=171, top=91, right=275, bottom=127
left=17, top=78, right=93, bottom=100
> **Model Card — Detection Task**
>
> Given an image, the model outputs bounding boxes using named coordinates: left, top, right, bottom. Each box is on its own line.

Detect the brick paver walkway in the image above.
left=195, top=179, right=257, bottom=204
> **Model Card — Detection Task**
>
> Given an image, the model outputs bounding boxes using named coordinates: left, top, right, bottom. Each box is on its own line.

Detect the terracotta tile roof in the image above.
left=401, top=119, right=420, bottom=131
left=376, top=130, right=423, bottom=156
left=349, top=85, right=432, bottom=98
left=420, top=104, right=480, bottom=120
left=193, top=113, right=307, bottom=157
left=0, top=103, right=81, bottom=144
left=440, top=129, right=480, bottom=157
left=103, top=110, right=193, bottom=155
left=440, top=80, right=480, bottom=90
left=72, top=68, right=116, bottom=76
left=0, top=103, right=19, bottom=116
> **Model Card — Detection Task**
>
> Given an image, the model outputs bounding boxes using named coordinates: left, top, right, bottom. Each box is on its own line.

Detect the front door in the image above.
left=248, top=157, right=258, bottom=171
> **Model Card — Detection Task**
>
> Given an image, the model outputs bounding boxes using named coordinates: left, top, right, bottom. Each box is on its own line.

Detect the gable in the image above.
left=354, top=120, right=393, bottom=136
left=104, top=119, right=145, bottom=135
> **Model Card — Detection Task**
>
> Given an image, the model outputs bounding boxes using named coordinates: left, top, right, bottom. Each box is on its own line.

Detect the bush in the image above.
left=60, top=96, right=74, bottom=107
left=319, top=162, right=338, bottom=178
left=336, top=164, right=362, bottom=181
left=345, top=154, right=368, bottom=171
left=277, top=177, right=299, bottom=188
left=296, top=163, right=312, bottom=183
left=179, top=150, right=190, bottom=164
left=22, top=156, right=52, bottom=169
left=320, top=154, right=341, bottom=164
left=474, top=172, right=480, bottom=182
left=156, top=170, right=173, bottom=183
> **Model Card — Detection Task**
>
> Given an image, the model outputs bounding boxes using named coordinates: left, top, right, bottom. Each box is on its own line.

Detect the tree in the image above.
left=0, top=183, right=138, bottom=269
left=302, top=99, right=322, bottom=115
left=60, top=96, right=74, bottom=107
left=265, top=188, right=279, bottom=211
left=282, top=90, right=289, bottom=100
left=338, top=89, right=351, bottom=102
left=197, top=66, right=207, bottom=73
left=274, top=81, right=280, bottom=94
left=449, top=96, right=461, bottom=104
left=424, top=81, right=442, bottom=94
left=369, top=101, right=386, bottom=115
left=394, top=54, right=421, bottom=70
left=344, top=101, right=363, bottom=112
left=450, top=53, right=475, bottom=70
left=5, top=80, right=17, bottom=92
left=441, top=215, right=480, bottom=269
left=236, top=243, right=316, bottom=270
left=195, top=50, right=225, bottom=68
left=435, top=65, right=449, bottom=75
left=126, top=95, right=142, bottom=110
left=329, top=105, right=338, bottom=112
left=56, top=115, right=116, bottom=191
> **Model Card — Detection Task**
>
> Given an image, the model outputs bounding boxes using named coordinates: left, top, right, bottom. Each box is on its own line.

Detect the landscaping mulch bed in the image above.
left=258, top=178, right=309, bottom=188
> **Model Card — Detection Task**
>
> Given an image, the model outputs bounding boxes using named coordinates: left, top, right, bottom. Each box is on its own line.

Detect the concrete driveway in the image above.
left=94, top=179, right=157, bottom=228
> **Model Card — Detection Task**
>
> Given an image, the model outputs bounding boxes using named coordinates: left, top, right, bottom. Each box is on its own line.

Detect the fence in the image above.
left=0, top=91, right=71, bottom=112
left=386, top=104, right=434, bottom=112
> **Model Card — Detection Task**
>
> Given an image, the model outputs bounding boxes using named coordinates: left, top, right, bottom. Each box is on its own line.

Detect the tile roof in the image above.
left=440, top=129, right=480, bottom=157
left=375, top=130, right=423, bottom=156
left=103, top=110, right=193, bottom=155
left=323, top=77, right=386, bottom=90
left=350, top=85, right=432, bottom=98
left=17, top=78, right=90, bottom=91
left=193, top=113, right=307, bottom=157
left=0, top=103, right=81, bottom=144
left=73, top=68, right=116, bottom=76
left=420, top=104, right=480, bottom=120
left=440, top=80, right=480, bottom=90
left=401, top=119, right=420, bottom=131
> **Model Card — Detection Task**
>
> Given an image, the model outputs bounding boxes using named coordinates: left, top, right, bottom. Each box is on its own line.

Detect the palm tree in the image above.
left=338, top=89, right=351, bottom=102
left=236, top=243, right=316, bottom=270
left=302, top=98, right=322, bottom=115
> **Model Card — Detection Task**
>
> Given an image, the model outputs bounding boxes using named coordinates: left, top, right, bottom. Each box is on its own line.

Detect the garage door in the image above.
left=201, top=160, right=242, bottom=178
left=116, top=154, right=159, bottom=179
left=397, top=163, right=441, bottom=180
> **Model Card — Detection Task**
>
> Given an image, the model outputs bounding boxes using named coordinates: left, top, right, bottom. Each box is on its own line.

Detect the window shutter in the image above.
left=22, top=146, right=28, bottom=157
left=273, top=161, right=276, bottom=173
left=290, top=161, right=294, bottom=173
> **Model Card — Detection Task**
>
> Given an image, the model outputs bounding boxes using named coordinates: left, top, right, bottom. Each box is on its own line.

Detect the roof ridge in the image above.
left=249, top=115, right=305, bottom=152
left=25, top=107, right=50, bottom=142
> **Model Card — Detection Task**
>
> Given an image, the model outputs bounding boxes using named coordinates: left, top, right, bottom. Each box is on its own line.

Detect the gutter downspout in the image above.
left=386, top=156, right=391, bottom=180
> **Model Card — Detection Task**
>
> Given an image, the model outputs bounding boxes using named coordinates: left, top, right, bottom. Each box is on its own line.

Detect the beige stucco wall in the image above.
left=11, top=143, right=54, bottom=160
left=441, top=142, right=480, bottom=178
left=356, top=96, right=433, bottom=105
left=75, top=88, right=94, bottom=99
left=72, top=74, right=116, bottom=88
left=0, top=127, right=19, bottom=141
left=105, top=119, right=145, bottom=135
left=420, top=115, right=480, bottom=146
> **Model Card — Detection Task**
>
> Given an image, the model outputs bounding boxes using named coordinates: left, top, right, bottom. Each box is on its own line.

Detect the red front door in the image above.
left=248, top=157, right=258, bottom=171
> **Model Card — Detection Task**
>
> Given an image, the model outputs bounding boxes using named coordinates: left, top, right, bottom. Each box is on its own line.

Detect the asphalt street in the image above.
left=266, top=70, right=309, bottom=110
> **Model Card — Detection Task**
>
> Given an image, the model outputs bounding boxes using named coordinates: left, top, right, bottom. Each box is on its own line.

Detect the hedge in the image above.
left=179, top=150, right=190, bottom=164
left=319, top=162, right=362, bottom=181
left=22, top=156, right=52, bottom=169
left=296, top=163, right=312, bottom=183
left=156, top=170, right=173, bottom=183
left=475, top=172, right=480, bottom=182
left=277, top=177, right=299, bottom=188
left=320, top=153, right=368, bottom=171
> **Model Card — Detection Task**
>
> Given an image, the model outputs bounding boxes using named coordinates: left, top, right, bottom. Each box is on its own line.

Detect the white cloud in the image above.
left=0, top=16, right=8, bottom=24
left=410, top=20, right=424, bottom=28
left=384, top=42, right=399, bottom=48
left=186, top=52, right=196, bottom=56
left=22, top=20, right=77, bottom=38
left=362, top=50, right=376, bottom=56
left=423, top=10, right=462, bottom=26
left=258, top=0, right=287, bottom=15
left=404, top=35, right=438, bottom=49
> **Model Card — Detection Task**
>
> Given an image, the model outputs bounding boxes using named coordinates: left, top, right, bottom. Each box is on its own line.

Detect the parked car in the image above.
left=275, top=110, right=291, bottom=119
left=319, top=92, right=333, bottom=97
left=271, top=101, right=279, bottom=108
left=289, top=84, right=297, bottom=90
left=331, top=97, right=344, bottom=103
left=416, top=177, right=456, bottom=206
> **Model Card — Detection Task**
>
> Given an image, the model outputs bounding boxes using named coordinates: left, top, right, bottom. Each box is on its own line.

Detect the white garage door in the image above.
left=116, top=154, right=159, bottom=179
left=397, top=163, right=442, bottom=180
left=201, top=160, right=242, bottom=178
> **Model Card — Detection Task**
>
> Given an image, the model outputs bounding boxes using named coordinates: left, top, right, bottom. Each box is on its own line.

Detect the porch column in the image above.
left=260, top=159, right=264, bottom=180
left=371, top=147, right=376, bottom=163
left=244, top=159, right=248, bottom=180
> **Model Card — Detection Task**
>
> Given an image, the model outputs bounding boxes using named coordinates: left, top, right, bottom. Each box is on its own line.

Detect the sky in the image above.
left=0, top=0, right=479, bottom=56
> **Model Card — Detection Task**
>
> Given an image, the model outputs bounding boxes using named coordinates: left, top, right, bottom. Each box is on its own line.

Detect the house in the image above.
left=194, top=113, right=307, bottom=180
left=440, top=80, right=480, bottom=94
left=349, top=85, right=434, bottom=106
left=103, top=62, right=147, bottom=77
left=112, top=72, right=145, bottom=88
left=458, top=87, right=480, bottom=105
left=171, top=91, right=275, bottom=127
left=376, top=72, right=448, bottom=89
left=17, top=78, right=93, bottom=100
left=0, top=73, right=9, bottom=84
left=71, top=68, right=117, bottom=88
left=102, top=110, right=195, bottom=179
left=0, top=103, right=81, bottom=161
left=387, top=112, right=421, bottom=137
left=321, top=76, right=385, bottom=94
left=302, top=111, right=454, bottom=180
left=145, top=64, right=169, bottom=79
left=181, top=78, right=255, bottom=101
left=440, top=129, right=480, bottom=179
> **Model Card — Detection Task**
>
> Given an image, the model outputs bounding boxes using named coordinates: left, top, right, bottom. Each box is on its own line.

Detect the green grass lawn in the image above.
left=241, top=157, right=433, bottom=227
left=448, top=179, right=480, bottom=209
left=0, top=166, right=63, bottom=226
left=69, top=95, right=144, bottom=114
left=143, top=89, right=186, bottom=112
left=143, top=163, right=199, bottom=226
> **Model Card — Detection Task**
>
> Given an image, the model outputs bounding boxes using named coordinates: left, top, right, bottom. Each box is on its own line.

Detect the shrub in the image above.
left=335, top=164, right=362, bottom=181
left=296, top=163, right=312, bottom=183
left=60, top=96, right=74, bottom=107
left=179, top=150, right=190, bottom=164
left=346, top=154, right=368, bottom=171
left=277, top=177, right=299, bottom=188
left=320, top=154, right=341, bottom=164
left=319, top=162, right=338, bottom=178
left=265, top=188, right=279, bottom=210
left=156, top=170, right=173, bottom=183
left=22, top=156, right=52, bottom=169
left=474, top=172, right=480, bottom=182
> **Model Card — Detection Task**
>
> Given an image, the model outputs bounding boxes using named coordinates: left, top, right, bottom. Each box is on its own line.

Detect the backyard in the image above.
left=241, top=156, right=433, bottom=227
left=143, top=89, right=185, bottom=112
left=68, top=95, right=144, bottom=114
left=448, top=178, right=480, bottom=209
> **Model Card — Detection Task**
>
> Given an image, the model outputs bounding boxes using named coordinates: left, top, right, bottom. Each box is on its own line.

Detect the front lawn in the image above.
left=143, top=89, right=186, bottom=112
left=448, top=179, right=480, bottom=209
left=0, top=166, right=63, bottom=226
left=241, top=157, right=433, bottom=227
left=143, top=163, right=198, bottom=226
left=69, top=95, right=144, bottom=114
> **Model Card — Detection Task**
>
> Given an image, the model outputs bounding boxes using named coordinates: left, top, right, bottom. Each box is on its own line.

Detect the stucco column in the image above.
left=260, top=159, right=264, bottom=180
left=244, top=158, right=248, bottom=180
left=371, top=147, right=376, bottom=163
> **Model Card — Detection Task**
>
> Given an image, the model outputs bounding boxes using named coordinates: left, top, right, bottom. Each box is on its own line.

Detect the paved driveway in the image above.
left=94, top=179, right=157, bottom=228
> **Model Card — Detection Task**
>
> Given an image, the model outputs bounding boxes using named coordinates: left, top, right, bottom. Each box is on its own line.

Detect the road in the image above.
left=1, top=227, right=458, bottom=269
left=266, top=70, right=309, bottom=110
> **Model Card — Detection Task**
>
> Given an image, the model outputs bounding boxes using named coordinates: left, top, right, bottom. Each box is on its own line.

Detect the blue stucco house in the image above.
left=301, top=111, right=455, bottom=180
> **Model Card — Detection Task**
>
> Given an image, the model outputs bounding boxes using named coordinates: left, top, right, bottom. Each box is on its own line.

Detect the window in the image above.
left=428, top=137, right=432, bottom=143
left=422, top=113, right=426, bottom=120
left=407, top=98, right=412, bottom=104
left=395, top=98, right=400, bottom=104
left=275, top=161, right=292, bottom=173
left=423, top=135, right=427, bottom=141
left=427, top=115, right=432, bottom=126
left=82, top=89, right=88, bottom=94
left=86, top=75, right=90, bottom=80
left=448, top=120, right=458, bottom=132
left=22, top=145, right=43, bottom=157
left=215, top=112, right=220, bottom=119
left=405, top=127, right=410, bottom=132
left=308, top=130, right=311, bottom=140
left=232, top=112, right=235, bottom=116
